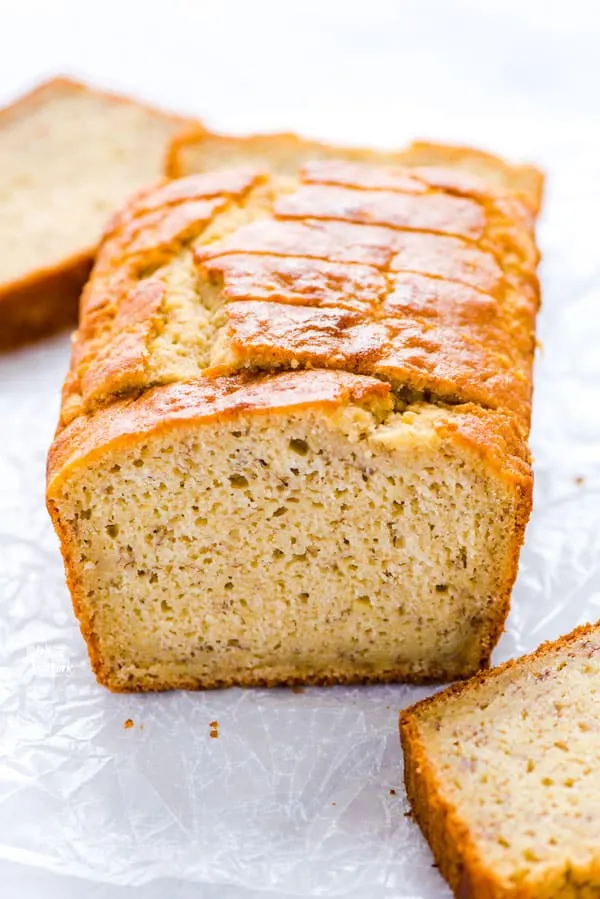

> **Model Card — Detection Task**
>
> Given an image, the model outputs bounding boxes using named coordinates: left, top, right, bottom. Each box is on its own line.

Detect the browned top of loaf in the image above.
left=58, top=149, right=541, bottom=440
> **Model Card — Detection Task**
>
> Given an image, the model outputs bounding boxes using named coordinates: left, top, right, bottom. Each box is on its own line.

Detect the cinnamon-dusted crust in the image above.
left=400, top=622, right=600, bottom=898
left=60, top=155, right=542, bottom=435
left=0, top=77, right=200, bottom=350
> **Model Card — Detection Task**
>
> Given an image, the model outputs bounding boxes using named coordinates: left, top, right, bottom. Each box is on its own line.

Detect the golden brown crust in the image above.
left=399, top=622, right=600, bottom=898
left=47, top=369, right=391, bottom=489
left=48, top=369, right=533, bottom=494
left=93, top=661, right=485, bottom=694
left=0, top=251, right=94, bottom=351
left=399, top=141, right=544, bottom=215
left=59, top=168, right=265, bottom=424
left=62, top=156, right=541, bottom=433
left=0, top=76, right=201, bottom=351
left=197, top=160, right=539, bottom=431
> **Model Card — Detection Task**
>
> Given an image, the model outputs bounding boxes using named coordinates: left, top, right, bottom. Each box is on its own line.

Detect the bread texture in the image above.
left=47, top=146, right=542, bottom=692
left=400, top=622, right=600, bottom=898
left=0, top=77, right=197, bottom=349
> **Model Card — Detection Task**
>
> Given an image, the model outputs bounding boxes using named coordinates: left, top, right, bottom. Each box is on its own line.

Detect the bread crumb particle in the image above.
left=389, top=788, right=397, bottom=796
left=209, top=720, right=219, bottom=738
left=124, top=718, right=134, bottom=729
left=575, top=476, right=585, bottom=486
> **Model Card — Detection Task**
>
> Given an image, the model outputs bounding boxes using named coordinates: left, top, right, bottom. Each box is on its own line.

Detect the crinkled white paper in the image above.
left=1, top=124, right=600, bottom=899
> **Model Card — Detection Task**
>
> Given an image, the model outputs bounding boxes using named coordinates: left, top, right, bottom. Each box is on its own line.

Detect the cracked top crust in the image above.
left=59, top=149, right=542, bottom=439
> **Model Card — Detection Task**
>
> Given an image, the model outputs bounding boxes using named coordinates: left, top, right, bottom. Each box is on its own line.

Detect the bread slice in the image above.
left=47, top=149, right=541, bottom=692
left=0, top=77, right=198, bottom=349
left=167, top=129, right=543, bottom=213
left=400, top=623, right=600, bottom=898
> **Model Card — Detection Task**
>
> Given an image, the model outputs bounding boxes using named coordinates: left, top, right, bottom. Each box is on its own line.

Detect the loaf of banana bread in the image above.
left=47, top=143, right=542, bottom=691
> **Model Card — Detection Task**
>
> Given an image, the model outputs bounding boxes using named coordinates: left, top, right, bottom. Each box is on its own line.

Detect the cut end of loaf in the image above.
left=400, top=623, right=600, bottom=897
left=48, top=373, right=526, bottom=690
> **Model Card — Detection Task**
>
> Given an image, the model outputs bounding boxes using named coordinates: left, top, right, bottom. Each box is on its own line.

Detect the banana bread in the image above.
left=400, top=622, right=600, bottom=898
left=47, top=145, right=542, bottom=691
left=0, top=77, right=198, bottom=349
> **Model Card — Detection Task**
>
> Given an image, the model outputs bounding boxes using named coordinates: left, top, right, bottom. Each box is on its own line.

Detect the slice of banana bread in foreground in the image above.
left=0, top=77, right=197, bottom=349
left=47, top=149, right=541, bottom=692
left=400, top=623, right=600, bottom=898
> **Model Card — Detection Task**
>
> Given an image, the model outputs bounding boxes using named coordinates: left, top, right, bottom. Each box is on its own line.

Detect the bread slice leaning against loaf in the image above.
left=0, top=77, right=198, bottom=349
left=47, top=143, right=542, bottom=692
left=400, top=622, right=600, bottom=899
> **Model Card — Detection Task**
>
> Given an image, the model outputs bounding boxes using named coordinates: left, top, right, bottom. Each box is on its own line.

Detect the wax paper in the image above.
left=1, top=123, right=600, bottom=899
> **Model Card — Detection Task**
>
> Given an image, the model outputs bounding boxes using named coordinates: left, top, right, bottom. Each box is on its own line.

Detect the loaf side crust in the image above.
left=0, top=76, right=200, bottom=350
left=400, top=623, right=600, bottom=898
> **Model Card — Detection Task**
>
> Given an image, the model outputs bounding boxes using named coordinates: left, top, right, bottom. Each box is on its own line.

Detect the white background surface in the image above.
left=1, top=1, right=600, bottom=897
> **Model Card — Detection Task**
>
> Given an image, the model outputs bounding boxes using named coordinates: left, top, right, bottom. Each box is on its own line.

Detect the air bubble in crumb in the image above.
left=124, top=718, right=134, bottom=729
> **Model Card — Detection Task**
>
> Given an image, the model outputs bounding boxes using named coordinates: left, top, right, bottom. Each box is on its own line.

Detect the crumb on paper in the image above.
left=331, top=801, right=336, bottom=806
left=209, top=720, right=219, bottom=739
left=124, top=718, right=134, bottom=730
left=575, top=476, right=585, bottom=485
left=389, top=788, right=397, bottom=796
left=291, top=685, right=305, bottom=694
